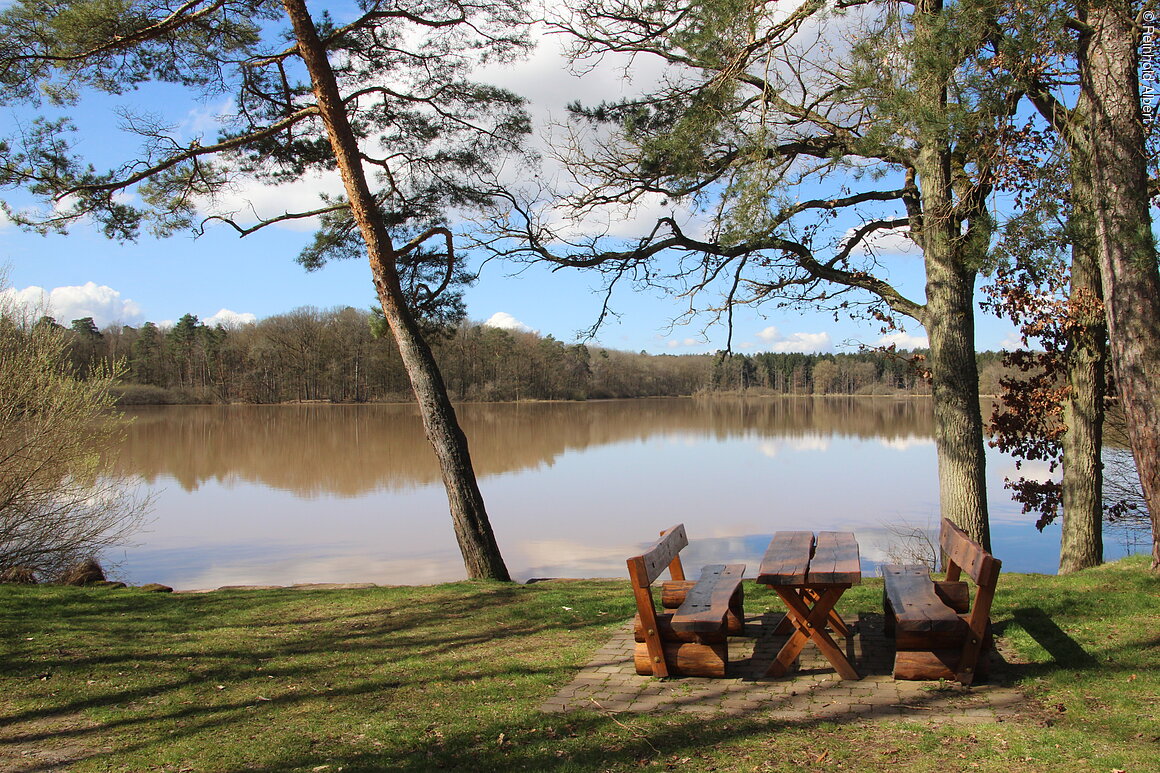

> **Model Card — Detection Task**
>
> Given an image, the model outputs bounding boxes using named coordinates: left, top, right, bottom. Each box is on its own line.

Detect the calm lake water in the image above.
left=110, top=398, right=1145, bottom=589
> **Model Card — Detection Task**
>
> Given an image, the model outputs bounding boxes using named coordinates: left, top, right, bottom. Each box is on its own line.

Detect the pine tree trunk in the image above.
left=1083, top=0, right=1160, bottom=570
left=914, top=0, right=991, bottom=549
left=282, top=0, right=511, bottom=581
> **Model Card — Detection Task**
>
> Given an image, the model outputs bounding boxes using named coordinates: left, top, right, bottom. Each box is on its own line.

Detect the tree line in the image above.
left=46, top=307, right=1032, bottom=403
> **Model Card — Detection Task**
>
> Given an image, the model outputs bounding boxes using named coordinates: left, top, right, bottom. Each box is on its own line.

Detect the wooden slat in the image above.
left=670, top=564, right=746, bottom=633
left=757, top=531, right=814, bottom=585
left=633, top=613, right=727, bottom=643
left=892, top=649, right=960, bottom=681
left=632, top=524, right=689, bottom=586
left=882, top=564, right=965, bottom=634
left=940, top=519, right=997, bottom=585
left=809, top=532, right=861, bottom=585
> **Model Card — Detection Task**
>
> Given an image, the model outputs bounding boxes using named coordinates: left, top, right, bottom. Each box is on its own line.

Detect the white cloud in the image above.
left=483, top=311, right=535, bottom=333
left=207, top=169, right=346, bottom=233
left=999, top=332, right=1024, bottom=351
left=181, top=97, right=235, bottom=140
left=754, top=326, right=832, bottom=353
left=205, top=308, right=257, bottom=328
left=842, top=225, right=917, bottom=257
left=876, top=331, right=929, bottom=350
left=665, top=337, right=701, bottom=349
left=1, top=282, right=143, bottom=328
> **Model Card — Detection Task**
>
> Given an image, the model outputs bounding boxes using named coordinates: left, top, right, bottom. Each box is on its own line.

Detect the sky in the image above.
left=0, top=3, right=1022, bottom=356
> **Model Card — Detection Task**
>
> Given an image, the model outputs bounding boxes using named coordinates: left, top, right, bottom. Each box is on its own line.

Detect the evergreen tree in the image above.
left=0, top=0, right=530, bottom=580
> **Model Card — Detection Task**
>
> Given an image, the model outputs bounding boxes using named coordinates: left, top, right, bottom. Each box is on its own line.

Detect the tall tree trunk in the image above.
left=1061, top=131, right=1106, bottom=572
left=282, top=0, right=511, bottom=581
left=1083, top=0, right=1160, bottom=570
left=1059, top=98, right=1107, bottom=573
left=914, top=0, right=991, bottom=549
left=924, top=250, right=991, bottom=550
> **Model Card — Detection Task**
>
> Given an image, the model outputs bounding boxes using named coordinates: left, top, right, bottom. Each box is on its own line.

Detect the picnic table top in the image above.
left=756, top=531, right=861, bottom=587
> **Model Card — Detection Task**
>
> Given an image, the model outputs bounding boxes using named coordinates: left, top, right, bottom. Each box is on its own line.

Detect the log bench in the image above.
left=883, top=518, right=1001, bottom=685
left=627, top=524, right=745, bottom=677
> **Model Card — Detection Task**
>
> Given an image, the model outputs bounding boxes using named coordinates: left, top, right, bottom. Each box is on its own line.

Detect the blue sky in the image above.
left=0, top=5, right=1022, bottom=356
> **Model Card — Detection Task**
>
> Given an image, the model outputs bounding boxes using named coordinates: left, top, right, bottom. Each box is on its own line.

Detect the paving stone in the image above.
left=545, top=614, right=1030, bottom=721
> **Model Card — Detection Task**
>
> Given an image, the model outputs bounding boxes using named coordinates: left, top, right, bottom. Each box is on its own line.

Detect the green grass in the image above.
left=1, top=557, right=1157, bottom=772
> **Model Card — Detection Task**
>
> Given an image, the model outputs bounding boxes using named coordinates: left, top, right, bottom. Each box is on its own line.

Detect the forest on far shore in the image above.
left=48, top=306, right=1023, bottom=405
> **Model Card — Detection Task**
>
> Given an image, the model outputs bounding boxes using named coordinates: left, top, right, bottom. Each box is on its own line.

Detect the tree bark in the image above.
left=923, top=248, right=992, bottom=550
left=1060, top=109, right=1106, bottom=573
left=281, top=0, right=511, bottom=581
left=1083, top=0, right=1160, bottom=570
left=914, top=0, right=991, bottom=549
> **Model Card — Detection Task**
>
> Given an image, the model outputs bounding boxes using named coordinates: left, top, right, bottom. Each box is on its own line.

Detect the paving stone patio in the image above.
left=542, top=612, right=1028, bottom=723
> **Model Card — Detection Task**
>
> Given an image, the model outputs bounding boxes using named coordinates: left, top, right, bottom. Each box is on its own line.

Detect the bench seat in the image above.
left=883, top=564, right=969, bottom=649
left=670, top=563, right=746, bottom=634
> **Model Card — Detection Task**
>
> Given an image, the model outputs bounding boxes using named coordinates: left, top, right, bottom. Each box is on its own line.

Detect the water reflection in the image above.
left=117, top=397, right=935, bottom=496
left=110, top=397, right=1136, bottom=589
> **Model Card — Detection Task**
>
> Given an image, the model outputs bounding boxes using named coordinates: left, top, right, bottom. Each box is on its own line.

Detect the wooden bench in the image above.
left=627, top=524, right=745, bottom=677
left=882, top=518, right=1002, bottom=685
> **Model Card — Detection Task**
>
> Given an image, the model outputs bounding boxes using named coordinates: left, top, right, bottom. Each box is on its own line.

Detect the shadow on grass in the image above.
left=0, top=582, right=654, bottom=771
left=993, top=607, right=1100, bottom=681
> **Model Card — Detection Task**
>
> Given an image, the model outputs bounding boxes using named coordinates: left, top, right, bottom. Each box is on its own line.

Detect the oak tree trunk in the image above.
left=1060, top=119, right=1106, bottom=573
left=282, top=0, right=511, bottom=581
left=924, top=250, right=992, bottom=551
left=914, top=0, right=991, bottom=549
left=1083, top=0, right=1160, bottom=570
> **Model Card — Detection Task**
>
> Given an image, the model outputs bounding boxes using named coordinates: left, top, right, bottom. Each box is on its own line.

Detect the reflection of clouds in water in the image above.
left=791, top=436, right=831, bottom=452
left=988, top=456, right=1058, bottom=525
left=155, top=546, right=465, bottom=591
left=878, top=435, right=935, bottom=452
left=993, top=458, right=1056, bottom=483
left=757, top=435, right=831, bottom=457
left=517, top=533, right=771, bottom=583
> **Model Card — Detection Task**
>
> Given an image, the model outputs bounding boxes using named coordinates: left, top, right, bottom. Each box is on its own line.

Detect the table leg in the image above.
left=802, top=587, right=850, bottom=637
left=766, top=587, right=860, bottom=681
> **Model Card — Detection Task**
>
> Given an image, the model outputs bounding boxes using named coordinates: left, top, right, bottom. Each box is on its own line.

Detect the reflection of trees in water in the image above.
left=115, top=397, right=936, bottom=497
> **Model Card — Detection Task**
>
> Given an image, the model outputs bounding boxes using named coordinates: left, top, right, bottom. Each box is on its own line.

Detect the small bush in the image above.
left=59, top=558, right=107, bottom=586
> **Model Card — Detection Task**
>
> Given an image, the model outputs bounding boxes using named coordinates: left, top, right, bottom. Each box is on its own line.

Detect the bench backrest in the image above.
left=939, top=519, right=1001, bottom=588
left=939, top=518, right=1001, bottom=683
left=627, top=524, right=689, bottom=588
left=627, top=524, right=689, bottom=679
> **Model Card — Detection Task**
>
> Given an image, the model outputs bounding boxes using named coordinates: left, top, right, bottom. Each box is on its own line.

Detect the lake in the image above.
left=110, top=397, right=1145, bottom=589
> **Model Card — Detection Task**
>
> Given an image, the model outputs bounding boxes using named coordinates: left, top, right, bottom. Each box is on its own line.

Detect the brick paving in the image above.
left=542, top=612, right=1028, bottom=723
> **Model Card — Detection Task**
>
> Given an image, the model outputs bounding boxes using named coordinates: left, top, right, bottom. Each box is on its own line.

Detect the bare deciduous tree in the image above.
left=1, top=282, right=148, bottom=581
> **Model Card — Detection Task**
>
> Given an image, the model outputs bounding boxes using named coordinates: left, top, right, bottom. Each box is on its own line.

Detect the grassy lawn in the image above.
left=1, top=556, right=1157, bottom=772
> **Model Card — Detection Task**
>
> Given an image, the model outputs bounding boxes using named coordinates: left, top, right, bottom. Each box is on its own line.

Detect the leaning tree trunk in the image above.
left=1059, top=116, right=1106, bottom=574
left=1083, top=0, right=1160, bottom=570
left=913, top=0, right=990, bottom=550
left=282, top=0, right=511, bottom=581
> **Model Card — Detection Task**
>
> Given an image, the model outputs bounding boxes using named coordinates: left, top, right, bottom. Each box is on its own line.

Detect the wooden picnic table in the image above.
left=756, top=531, right=862, bottom=680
